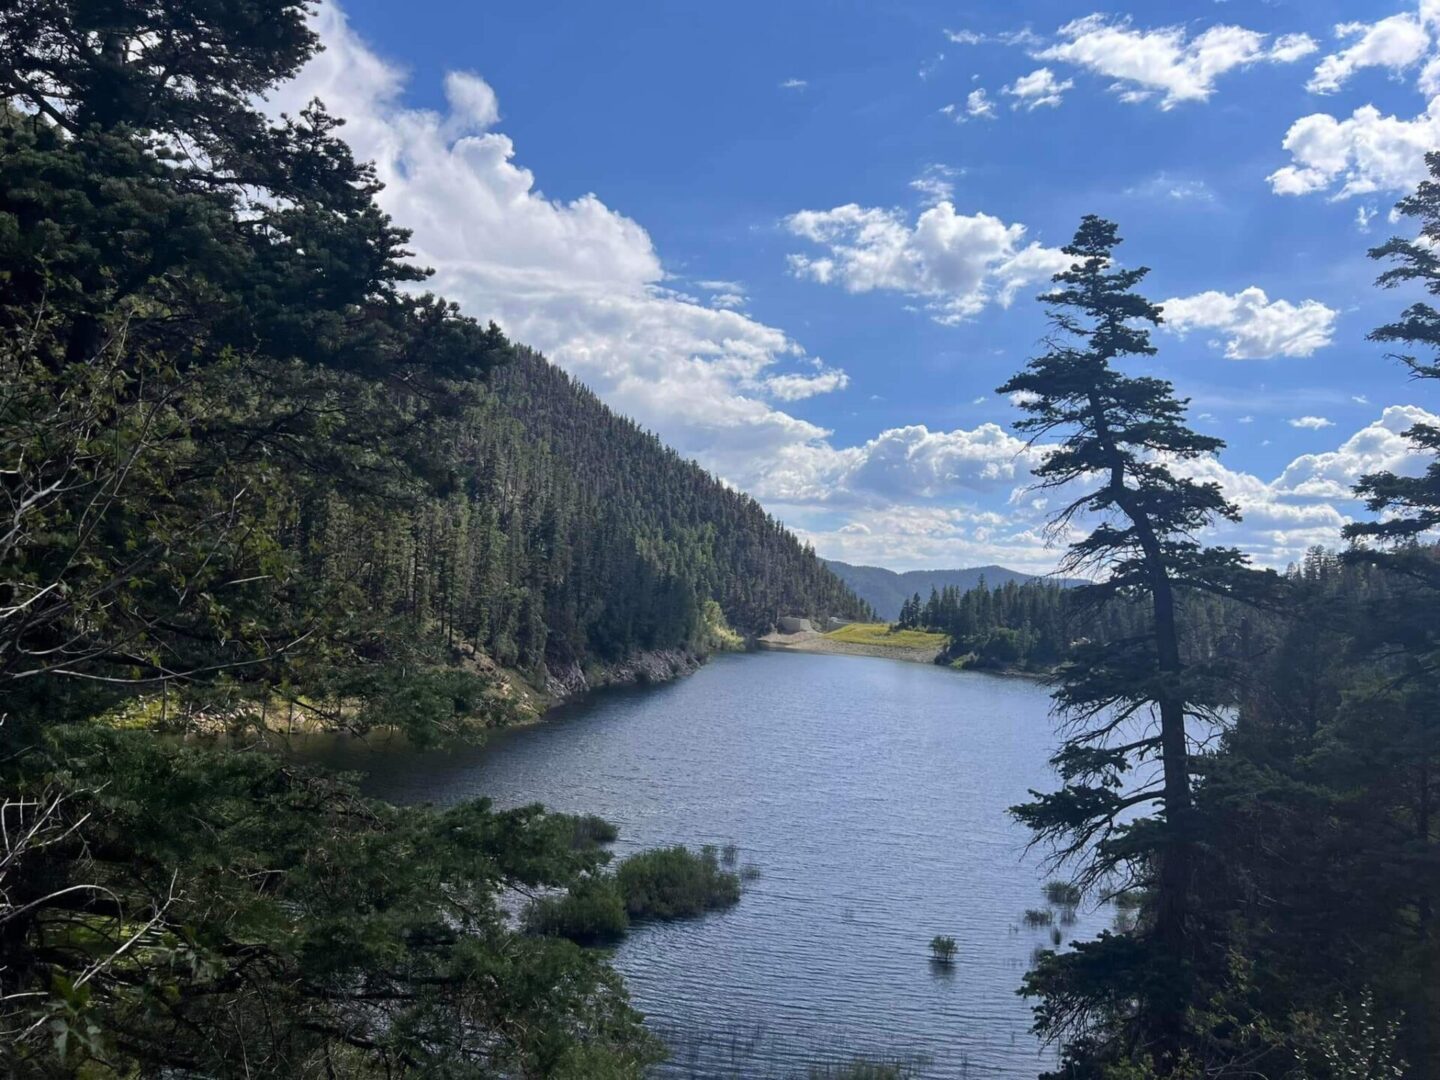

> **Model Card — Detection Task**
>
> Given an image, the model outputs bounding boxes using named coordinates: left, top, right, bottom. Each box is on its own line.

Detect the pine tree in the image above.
left=1339, top=155, right=1440, bottom=1075
left=999, top=216, right=1265, bottom=1072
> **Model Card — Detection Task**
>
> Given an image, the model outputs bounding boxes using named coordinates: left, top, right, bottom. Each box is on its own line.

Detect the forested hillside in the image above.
left=311, top=344, right=868, bottom=681
left=824, top=559, right=1076, bottom=620
left=901, top=576, right=1255, bottom=673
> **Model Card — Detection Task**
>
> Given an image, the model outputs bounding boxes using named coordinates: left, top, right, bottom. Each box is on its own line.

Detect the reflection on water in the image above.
left=295, top=650, right=1101, bottom=1079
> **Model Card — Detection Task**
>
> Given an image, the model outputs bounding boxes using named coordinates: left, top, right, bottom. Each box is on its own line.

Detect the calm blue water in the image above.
left=297, top=650, right=1102, bottom=1078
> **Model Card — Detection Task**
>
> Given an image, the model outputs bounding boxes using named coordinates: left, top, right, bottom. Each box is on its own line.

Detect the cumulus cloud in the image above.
left=1307, top=8, right=1436, bottom=94
left=1269, top=97, right=1440, bottom=198
left=267, top=2, right=858, bottom=496
left=784, top=202, right=1069, bottom=324
left=1004, top=68, right=1073, bottom=110
left=1160, top=288, right=1338, bottom=359
left=1035, top=14, right=1316, bottom=108
left=1277, top=405, right=1438, bottom=497
left=1289, top=416, right=1336, bottom=429
left=443, top=71, right=500, bottom=130
left=780, top=78, right=808, bottom=90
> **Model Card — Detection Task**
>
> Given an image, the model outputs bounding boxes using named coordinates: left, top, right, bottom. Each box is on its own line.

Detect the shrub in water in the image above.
left=565, top=813, right=620, bottom=848
left=615, top=845, right=741, bottom=919
left=523, top=875, right=629, bottom=944
left=928, top=935, right=958, bottom=963
left=1022, top=908, right=1054, bottom=927
left=1043, top=880, right=1082, bottom=908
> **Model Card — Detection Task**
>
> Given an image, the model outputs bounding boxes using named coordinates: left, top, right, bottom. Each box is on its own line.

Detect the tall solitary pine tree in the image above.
left=1000, top=216, right=1262, bottom=1075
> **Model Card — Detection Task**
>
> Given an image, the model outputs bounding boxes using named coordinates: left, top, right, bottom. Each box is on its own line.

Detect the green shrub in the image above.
left=523, top=875, right=629, bottom=944
left=615, top=845, right=741, bottom=919
left=1023, top=908, right=1054, bottom=927
left=928, top=935, right=957, bottom=963
left=565, top=813, right=619, bottom=848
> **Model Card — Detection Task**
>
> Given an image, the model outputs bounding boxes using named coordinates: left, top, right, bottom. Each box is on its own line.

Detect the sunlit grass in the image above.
left=824, top=623, right=948, bottom=649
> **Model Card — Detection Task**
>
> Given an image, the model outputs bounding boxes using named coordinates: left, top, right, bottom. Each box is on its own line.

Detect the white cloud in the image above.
left=443, top=72, right=500, bottom=131
left=910, top=164, right=960, bottom=204
left=269, top=3, right=857, bottom=498
left=764, top=368, right=851, bottom=401
left=940, top=89, right=997, bottom=122
left=1307, top=10, right=1434, bottom=94
left=784, top=201, right=1068, bottom=323
left=1277, top=405, right=1438, bottom=497
left=1004, top=68, right=1073, bottom=110
left=1124, top=173, right=1216, bottom=203
left=944, top=27, right=1043, bottom=48
left=1289, top=415, right=1336, bottom=429
left=1269, top=97, right=1440, bottom=198
left=780, top=78, right=808, bottom=91
left=1035, top=14, right=1316, bottom=109
left=1160, top=287, right=1338, bottom=359
left=1357, top=204, right=1378, bottom=231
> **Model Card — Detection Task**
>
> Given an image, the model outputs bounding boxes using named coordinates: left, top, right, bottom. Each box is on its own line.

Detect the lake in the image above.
left=297, top=650, right=1104, bottom=1078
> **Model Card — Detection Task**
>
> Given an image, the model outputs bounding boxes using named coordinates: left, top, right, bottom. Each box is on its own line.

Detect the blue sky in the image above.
left=278, top=0, right=1440, bottom=571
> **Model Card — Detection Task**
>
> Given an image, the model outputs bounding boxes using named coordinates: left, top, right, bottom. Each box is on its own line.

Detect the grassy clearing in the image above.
left=824, top=623, right=948, bottom=650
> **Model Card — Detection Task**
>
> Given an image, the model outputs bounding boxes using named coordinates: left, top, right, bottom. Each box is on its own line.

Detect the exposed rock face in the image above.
left=541, top=649, right=703, bottom=703
left=776, top=616, right=815, bottom=634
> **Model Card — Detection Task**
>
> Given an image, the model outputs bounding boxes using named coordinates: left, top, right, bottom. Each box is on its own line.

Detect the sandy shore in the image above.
left=756, top=630, right=943, bottom=665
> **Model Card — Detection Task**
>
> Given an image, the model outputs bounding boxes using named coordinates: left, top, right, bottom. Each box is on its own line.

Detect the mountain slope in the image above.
left=823, top=560, right=1077, bottom=621
left=310, top=345, right=871, bottom=678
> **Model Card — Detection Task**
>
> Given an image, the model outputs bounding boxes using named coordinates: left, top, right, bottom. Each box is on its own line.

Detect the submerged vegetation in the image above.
left=523, top=842, right=745, bottom=945
left=615, top=845, right=743, bottom=920
left=928, top=935, right=958, bottom=963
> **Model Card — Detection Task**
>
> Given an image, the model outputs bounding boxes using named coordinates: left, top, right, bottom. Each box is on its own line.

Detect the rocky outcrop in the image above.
left=541, top=649, right=703, bottom=704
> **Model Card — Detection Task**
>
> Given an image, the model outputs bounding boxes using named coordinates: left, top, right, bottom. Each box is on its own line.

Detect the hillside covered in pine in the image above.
left=332, top=342, right=871, bottom=680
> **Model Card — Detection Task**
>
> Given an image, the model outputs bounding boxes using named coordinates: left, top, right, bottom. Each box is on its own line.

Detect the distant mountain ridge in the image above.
left=822, top=560, right=1080, bottom=621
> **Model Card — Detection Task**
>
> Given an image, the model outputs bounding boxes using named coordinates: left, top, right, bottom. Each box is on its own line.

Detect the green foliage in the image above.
left=565, top=813, right=621, bottom=848
left=3, top=726, right=661, bottom=1075
left=614, top=846, right=742, bottom=920
left=525, top=876, right=631, bottom=945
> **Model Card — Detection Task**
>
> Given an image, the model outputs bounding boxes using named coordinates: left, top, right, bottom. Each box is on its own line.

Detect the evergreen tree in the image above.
left=998, top=216, right=1265, bottom=1073
left=1338, top=154, right=1440, bottom=1075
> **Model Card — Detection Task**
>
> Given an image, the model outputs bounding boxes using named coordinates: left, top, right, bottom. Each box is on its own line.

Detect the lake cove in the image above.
left=297, top=650, right=1108, bottom=1079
